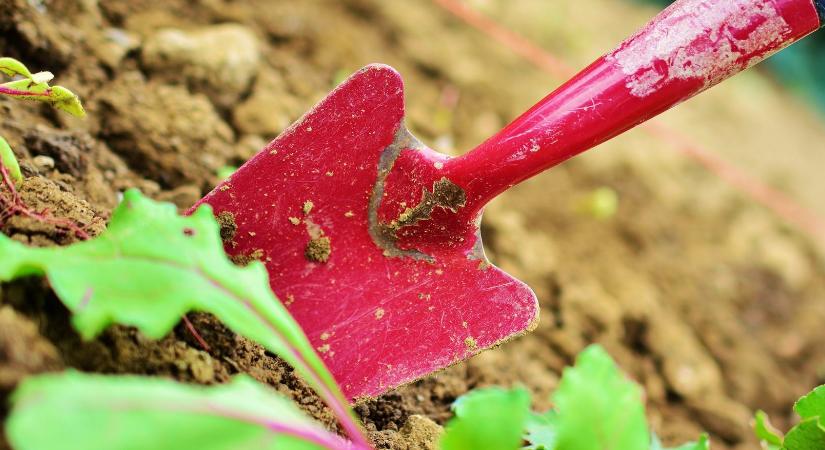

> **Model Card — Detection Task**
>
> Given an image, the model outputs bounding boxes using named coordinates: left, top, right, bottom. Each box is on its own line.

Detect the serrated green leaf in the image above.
left=6, top=371, right=344, bottom=450
left=441, top=387, right=531, bottom=450
left=0, top=57, right=34, bottom=79
left=783, top=417, right=825, bottom=450
left=795, top=386, right=825, bottom=420
left=551, top=345, right=649, bottom=450
left=754, top=410, right=784, bottom=449
left=0, top=135, right=22, bottom=184
left=524, top=411, right=557, bottom=450
left=0, top=189, right=360, bottom=441
left=651, top=433, right=710, bottom=450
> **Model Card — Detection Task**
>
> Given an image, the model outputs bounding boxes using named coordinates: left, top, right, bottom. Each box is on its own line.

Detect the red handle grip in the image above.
left=444, top=0, right=821, bottom=213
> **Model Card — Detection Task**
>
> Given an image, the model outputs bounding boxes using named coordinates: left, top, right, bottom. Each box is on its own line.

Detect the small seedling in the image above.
left=440, top=345, right=709, bottom=450
left=0, top=57, right=89, bottom=239
left=754, top=386, right=825, bottom=450
left=0, top=57, right=84, bottom=117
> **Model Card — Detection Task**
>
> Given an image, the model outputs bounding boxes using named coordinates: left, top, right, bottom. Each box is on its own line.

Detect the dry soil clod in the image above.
left=216, top=211, right=237, bottom=242
left=305, top=236, right=332, bottom=263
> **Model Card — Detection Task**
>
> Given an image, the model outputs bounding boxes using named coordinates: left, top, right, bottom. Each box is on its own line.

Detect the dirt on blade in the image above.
left=2, top=0, right=825, bottom=449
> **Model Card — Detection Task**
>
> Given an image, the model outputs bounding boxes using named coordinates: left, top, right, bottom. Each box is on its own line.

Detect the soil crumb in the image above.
left=303, top=200, right=314, bottom=215
left=0, top=306, right=62, bottom=393
left=305, top=236, right=331, bottom=262
left=216, top=211, right=237, bottom=242
left=390, top=177, right=466, bottom=231
left=370, top=414, right=443, bottom=450
left=230, top=248, right=264, bottom=267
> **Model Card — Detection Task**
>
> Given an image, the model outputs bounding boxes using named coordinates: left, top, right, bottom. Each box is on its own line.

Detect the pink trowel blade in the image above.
left=194, top=0, right=823, bottom=400
left=194, top=64, right=538, bottom=400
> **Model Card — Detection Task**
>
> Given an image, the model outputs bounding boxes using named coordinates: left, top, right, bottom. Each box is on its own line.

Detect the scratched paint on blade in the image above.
left=608, top=0, right=791, bottom=96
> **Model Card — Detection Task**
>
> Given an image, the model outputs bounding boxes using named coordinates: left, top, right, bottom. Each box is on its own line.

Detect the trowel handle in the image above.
left=443, top=0, right=823, bottom=211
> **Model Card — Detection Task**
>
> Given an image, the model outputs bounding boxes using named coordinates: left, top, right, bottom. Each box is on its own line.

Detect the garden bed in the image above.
left=2, top=0, right=825, bottom=448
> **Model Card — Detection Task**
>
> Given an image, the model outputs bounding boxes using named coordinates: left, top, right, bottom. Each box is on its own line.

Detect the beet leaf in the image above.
left=523, top=345, right=709, bottom=450
left=0, top=189, right=367, bottom=447
left=756, top=385, right=825, bottom=450
left=548, top=345, right=649, bottom=450
left=6, top=371, right=351, bottom=450
left=651, top=433, right=710, bottom=450
left=440, top=386, right=531, bottom=450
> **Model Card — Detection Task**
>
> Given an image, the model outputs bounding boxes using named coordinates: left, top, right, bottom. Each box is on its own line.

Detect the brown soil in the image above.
left=305, top=236, right=332, bottom=263
left=2, top=1, right=825, bottom=449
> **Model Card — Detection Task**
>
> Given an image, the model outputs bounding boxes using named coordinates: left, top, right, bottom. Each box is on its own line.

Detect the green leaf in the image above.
left=795, top=386, right=825, bottom=420
left=651, top=433, right=710, bottom=450
left=217, top=165, right=237, bottom=180
left=0, top=78, right=85, bottom=117
left=6, top=371, right=345, bottom=450
left=551, top=345, right=649, bottom=450
left=524, top=411, right=557, bottom=449
left=0, top=57, right=34, bottom=79
left=754, top=410, right=784, bottom=449
left=46, top=85, right=85, bottom=117
left=440, top=386, right=531, bottom=450
left=0, top=189, right=361, bottom=442
left=783, top=417, right=825, bottom=450
left=781, top=387, right=825, bottom=450
left=0, top=135, right=22, bottom=184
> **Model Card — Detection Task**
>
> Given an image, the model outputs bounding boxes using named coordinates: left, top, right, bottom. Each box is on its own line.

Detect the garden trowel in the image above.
left=193, top=0, right=825, bottom=400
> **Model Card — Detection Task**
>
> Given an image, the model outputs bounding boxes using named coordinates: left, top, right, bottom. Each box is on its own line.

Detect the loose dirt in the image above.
left=1, top=1, right=825, bottom=449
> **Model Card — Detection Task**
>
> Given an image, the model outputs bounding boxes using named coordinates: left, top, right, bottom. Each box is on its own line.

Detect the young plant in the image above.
left=440, top=345, right=710, bottom=450
left=0, top=190, right=369, bottom=449
left=754, top=386, right=825, bottom=450
left=0, top=57, right=88, bottom=238
left=0, top=57, right=84, bottom=117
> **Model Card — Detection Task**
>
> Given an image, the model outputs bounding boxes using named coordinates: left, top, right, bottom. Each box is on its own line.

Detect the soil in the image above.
left=2, top=1, right=825, bottom=449
left=305, top=236, right=332, bottom=263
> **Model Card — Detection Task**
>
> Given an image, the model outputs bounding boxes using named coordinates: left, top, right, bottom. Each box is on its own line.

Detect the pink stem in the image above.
left=0, top=85, right=50, bottom=98
left=182, top=315, right=212, bottom=352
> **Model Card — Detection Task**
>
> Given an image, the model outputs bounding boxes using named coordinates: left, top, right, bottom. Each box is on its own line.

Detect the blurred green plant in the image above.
left=440, top=345, right=709, bottom=450
left=0, top=190, right=370, bottom=449
left=576, top=187, right=619, bottom=220
left=754, top=386, right=825, bottom=450
left=217, top=165, right=237, bottom=180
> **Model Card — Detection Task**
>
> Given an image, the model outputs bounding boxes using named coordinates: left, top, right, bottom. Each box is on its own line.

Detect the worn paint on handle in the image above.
left=610, top=0, right=805, bottom=97
left=444, top=0, right=819, bottom=212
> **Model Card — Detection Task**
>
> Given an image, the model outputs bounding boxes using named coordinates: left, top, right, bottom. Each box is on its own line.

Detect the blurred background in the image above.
left=1, top=1, right=824, bottom=449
